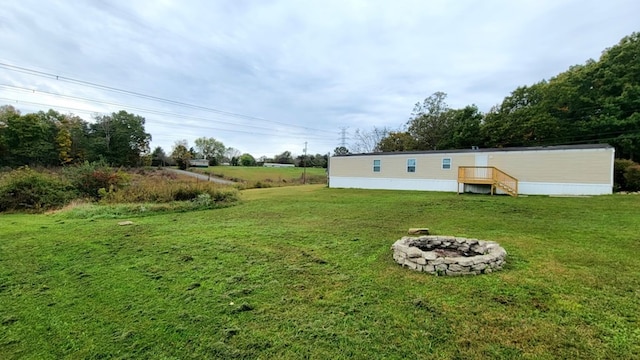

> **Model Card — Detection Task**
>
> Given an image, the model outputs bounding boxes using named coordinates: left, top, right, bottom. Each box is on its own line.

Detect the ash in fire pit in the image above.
left=391, top=236, right=506, bottom=276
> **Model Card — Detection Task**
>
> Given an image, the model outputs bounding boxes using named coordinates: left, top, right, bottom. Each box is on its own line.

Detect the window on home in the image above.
left=407, top=158, right=416, bottom=173
left=442, top=158, right=451, bottom=170
left=373, top=159, right=381, bottom=172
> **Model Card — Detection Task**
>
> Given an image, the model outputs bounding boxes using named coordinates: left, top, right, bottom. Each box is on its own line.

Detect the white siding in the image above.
left=518, top=182, right=612, bottom=196
left=330, top=177, right=458, bottom=192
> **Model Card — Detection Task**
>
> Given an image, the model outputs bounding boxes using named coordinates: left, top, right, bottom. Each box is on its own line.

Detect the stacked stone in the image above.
left=391, top=236, right=507, bottom=276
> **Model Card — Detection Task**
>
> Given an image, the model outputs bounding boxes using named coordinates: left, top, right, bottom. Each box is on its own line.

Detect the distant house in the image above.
left=263, top=163, right=295, bottom=168
left=328, top=144, right=614, bottom=196
left=189, top=159, right=209, bottom=168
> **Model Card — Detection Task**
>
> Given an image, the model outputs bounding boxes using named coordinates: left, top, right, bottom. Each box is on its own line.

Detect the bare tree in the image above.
left=225, top=147, right=242, bottom=161
left=350, top=126, right=390, bottom=153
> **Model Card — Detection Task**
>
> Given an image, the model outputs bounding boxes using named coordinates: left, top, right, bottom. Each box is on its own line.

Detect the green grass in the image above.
left=196, top=166, right=327, bottom=187
left=1, top=187, right=639, bottom=359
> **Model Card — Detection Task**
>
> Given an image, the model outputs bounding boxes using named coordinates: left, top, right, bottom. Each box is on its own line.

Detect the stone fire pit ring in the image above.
left=391, top=236, right=506, bottom=276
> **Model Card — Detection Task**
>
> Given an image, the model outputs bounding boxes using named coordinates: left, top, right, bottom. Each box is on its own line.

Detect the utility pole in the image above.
left=303, top=141, right=308, bottom=184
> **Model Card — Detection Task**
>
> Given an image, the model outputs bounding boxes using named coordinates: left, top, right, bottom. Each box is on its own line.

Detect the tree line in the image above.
left=156, top=140, right=328, bottom=170
left=0, top=107, right=151, bottom=167
left=0, top=106, right=327, bottom=170
left=342, top=32, right=640, bottom=161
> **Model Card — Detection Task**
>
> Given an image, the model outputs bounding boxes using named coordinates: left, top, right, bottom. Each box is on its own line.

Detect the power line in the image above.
left=0, top=97, right=334, bottom=141
left=0, top=84, right=331, bottom=139
left=0, top=61, right=336, bottom=135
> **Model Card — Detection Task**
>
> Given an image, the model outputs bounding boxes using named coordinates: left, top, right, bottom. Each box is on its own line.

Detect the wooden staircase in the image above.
left=457, top=166, right=518, bottom=197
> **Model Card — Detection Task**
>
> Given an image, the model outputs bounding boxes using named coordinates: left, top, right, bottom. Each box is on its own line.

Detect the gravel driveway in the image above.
left=165, top=168, right=236, bottom=185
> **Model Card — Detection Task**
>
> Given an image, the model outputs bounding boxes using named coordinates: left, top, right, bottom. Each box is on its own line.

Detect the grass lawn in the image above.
left=195, top=166, right=327, bottom=187
left=1, top=186, right=639, bottom=359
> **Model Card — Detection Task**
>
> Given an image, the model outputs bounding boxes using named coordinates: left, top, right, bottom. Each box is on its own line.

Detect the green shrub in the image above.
left=0, top=167, right=77, bottom=212
left=173, top=187, right=201, bottom=201
left=614, top=159, right=637, bottom=191
left=623, top=165, right=640, bottom=191
left=209, top=188, right=239, bottom=203
left=254, top=181, right=271, bottom=188
left=174, top=186, right=239, bottom=203
left=64, top=161, right=129, bottom=199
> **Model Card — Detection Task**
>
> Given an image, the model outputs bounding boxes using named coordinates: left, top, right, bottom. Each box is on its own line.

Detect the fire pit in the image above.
left=391, top=236, right=506, bottom=275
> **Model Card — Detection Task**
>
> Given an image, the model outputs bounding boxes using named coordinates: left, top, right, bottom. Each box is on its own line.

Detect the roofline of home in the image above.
left=334, top=143, right=613, bottom=157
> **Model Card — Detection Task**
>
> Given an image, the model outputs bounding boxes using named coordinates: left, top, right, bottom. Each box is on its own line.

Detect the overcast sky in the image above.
left=1, top=0, right=638, bottom=158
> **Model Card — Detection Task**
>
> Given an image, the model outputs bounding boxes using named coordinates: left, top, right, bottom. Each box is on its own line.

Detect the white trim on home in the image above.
left=330, top=177, right=458, bottom=192
left=330, top=177, right=612, bottom=196
left=517, top=182, right=612, bottom=196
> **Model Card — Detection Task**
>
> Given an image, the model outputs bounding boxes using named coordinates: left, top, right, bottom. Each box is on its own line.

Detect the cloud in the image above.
left=1, top=0, right=638, bottom=157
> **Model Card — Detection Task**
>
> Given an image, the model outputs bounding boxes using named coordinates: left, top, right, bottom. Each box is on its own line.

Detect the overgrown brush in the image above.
left=63, top=161, right=129, bottom=199
left=624, top=164, right=640, bottom=191
left=0, top=166, right=239, bottom=214
left=99, top=170, right=239, bottom=204
left=0, top=167, right=77, bottom=212
left=614, top=159, right=640, bottom=191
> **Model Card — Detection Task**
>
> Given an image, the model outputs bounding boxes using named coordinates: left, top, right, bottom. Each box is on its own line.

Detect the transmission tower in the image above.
left=339, top=127, right=349, bottom=148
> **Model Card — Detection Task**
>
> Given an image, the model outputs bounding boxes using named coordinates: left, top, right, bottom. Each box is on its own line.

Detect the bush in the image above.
left=614, top=159, right=637, bottom=191
left=254, top=181, right=271, bottom=188
left=173, top=187, right=202, bottom=201
left=173, top=186, right=239, bottom=203
left=624, top=165, right=640, bottom=192
left=64, top=161, right=129, bottom=199
left=0, top=167, right=77, bottom=212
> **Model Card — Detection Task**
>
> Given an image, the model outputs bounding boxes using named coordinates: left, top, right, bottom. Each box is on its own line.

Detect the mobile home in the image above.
left=328, top=144, right=614, bottom=196
left=189, top=159, right=209, bottom=167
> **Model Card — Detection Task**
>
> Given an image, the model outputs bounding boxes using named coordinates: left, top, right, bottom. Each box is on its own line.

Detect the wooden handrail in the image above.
left=458, top=166, right=518, bottom=196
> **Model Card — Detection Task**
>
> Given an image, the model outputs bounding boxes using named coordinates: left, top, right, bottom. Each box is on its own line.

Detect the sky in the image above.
left=0, top=0, right=638, bottom=158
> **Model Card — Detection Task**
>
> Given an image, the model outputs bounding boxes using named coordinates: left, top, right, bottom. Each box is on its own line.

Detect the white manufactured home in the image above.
left=263, top=163, right=295, bottom=168
left=189, top=159, right=209, bottom=167
left=328, top=144, right=614, bottom=196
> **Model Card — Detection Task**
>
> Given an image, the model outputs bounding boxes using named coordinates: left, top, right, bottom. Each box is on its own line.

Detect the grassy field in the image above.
left=1, top=186, right=639, bottom=359
left=195, top=166, right=327, bottom=187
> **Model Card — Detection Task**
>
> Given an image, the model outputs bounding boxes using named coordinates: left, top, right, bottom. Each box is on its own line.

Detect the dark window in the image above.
left=407, top=158, right=416, bottom=173
left=442, top=158, right=451, bottom=170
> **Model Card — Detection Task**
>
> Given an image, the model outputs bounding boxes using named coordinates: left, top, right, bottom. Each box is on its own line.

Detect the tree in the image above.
left=377, top=131, right=416, bottom=152
left=88, top=111, right=151, bottom=166
left=194, top=137, right=226, bottom=164
left=53, top=112, right=89, bottom=165
left=55, top=125, right=73, bottom=165
left=274, top=151, right=294, bottom=164
left=437, top=105, right=484, bottom=149
left=171, top=140, right=191, bottom=170
left=239, top=153, right=256, bottom=166
left=4, top=112, right=57, bottom=166
left=0, top=105, right=21, bottom=166
left=407, top=91, right=453, bottom=150
left=333, top=146, right=350, bottom=155
left=64, top=114, right=90, bottom=164
left=225, top=147, right=241, bottom=164
left=151, top=146, right=168, bottom=166
left=350, top=127, right=389, bottom=153
left=256, top=156, right=269, bottom=166
left=299, top=153, right=328, bottom=168
left=481, top=83, right=558, bottom=148
left=478, top=32, right=640, bottom=159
